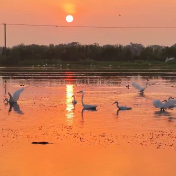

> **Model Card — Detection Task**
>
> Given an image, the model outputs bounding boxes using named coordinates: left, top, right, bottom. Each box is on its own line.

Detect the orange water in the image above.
left=0, top=71, right=176, bottom=176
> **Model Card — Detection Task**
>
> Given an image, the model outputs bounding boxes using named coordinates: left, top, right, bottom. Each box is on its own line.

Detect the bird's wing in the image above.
left=8, top=103, right=13, bottom=112
left=168, top=99, right=176, bottom=104
left=132, top=82, right=143, bottom=91
left=153, top=100, right=164, bottom=108
left=13, top=103, right=24, bottom=114
left=121, top=106, right=132, bottom=110
left=12, top=88, right=24, bottom=102
left=84, top=104, right=97, bottom=109
left=165, top=100, right=176, bottom=109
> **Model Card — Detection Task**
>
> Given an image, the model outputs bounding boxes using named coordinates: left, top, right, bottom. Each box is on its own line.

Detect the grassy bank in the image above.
left=1, top=61, right=176, bottom=72
left=17, top=60, right=176, bottom=69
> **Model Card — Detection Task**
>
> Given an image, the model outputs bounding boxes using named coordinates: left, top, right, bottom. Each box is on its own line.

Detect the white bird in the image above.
left=165, top=57, right=175, bottom=62
left=77, top=90, right=97, bottom=110
left=166, top=97, right=176, bottom=105
left=153, top=100, right=166, bottom=111
left=164, top=97, right=176, bottom=109
left=113, top=101, right=132, bottom=110
left=132, top=82, right=148, bottom=93
left=153, top=97, right=176, bottom=111
left=4, top=88, right=24, bottom=103
left=72, top=95, right=77, bottom=104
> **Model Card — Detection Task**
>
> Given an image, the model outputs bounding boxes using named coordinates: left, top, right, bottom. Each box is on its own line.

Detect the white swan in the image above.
left=113, top=101, right=132, bottom=110
left=132, top=82, right=148, bottom=93
left=77, top=90, right=97, bottom=110
left=153, top=100, right=166, bottom=111
left=166, top=97, right=176, bottom=107
left=153, top=97, right=176, bottom=111
left=72, top=95, right=77, bottom=104
left=4, top=88, right=24, bottom=103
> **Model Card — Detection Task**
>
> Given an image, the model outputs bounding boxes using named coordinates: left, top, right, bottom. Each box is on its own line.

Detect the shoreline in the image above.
left=1, top=63, right=176, bottom=72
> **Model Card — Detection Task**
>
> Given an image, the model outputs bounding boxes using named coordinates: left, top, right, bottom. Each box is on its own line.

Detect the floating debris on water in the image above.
left=31, top=141, right=52, bottom=145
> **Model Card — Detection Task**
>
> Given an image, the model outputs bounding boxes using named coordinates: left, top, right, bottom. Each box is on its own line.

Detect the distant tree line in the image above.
left=0, top=42, right=176, bottom=66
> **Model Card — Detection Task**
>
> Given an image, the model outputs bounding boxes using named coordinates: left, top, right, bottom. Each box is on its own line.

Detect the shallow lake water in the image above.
left=1, top=69, right=176, bottom=176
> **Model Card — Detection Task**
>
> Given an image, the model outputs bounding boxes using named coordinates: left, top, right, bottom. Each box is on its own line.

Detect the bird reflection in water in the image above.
left=154, top=111, right=176, bottom=122
left=8, top=102, right=24, bottom=115
left=135, top=93, right=146, bottom=98
left=116, top=109, right=122, bottom=116
left=154, top=110, right=172, bottom=117
left=168, top=116, right=176, bottom=122
left=116, top=109, right=131, bottom=116
left=81, top=108, right=97, bottom=122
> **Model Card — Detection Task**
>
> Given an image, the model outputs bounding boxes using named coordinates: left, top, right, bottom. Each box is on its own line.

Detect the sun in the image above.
left=66, top=15, right=73, bottom=23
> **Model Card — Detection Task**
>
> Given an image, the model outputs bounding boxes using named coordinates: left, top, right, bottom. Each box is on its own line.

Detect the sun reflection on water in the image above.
left=66, top=84, right=75, bottom=125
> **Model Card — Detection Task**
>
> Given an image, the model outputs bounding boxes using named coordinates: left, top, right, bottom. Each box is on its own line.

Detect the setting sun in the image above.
left=66, top=15, right=73, bottom=23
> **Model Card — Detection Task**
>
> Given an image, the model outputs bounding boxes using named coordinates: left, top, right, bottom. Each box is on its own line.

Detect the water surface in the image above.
left=0, top=70, right=176, bottom=176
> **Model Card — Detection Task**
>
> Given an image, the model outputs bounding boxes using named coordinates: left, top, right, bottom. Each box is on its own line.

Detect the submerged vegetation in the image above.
left=0, top=42, right=176, bottom=68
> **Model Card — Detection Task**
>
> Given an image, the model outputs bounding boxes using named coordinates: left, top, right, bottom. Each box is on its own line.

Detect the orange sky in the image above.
left=0, top=0, right=176, bottom=47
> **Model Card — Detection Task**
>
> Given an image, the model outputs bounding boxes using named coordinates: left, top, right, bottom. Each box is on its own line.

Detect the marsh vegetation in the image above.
left=0, top=42, right=176, bottom=68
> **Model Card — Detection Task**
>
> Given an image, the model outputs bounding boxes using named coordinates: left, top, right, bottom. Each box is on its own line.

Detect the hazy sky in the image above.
left=0, top=0, right=176, bottom=47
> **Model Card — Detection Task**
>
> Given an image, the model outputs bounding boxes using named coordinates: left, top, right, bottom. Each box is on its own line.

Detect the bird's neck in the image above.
left=81, top=92, right=85, bottom=106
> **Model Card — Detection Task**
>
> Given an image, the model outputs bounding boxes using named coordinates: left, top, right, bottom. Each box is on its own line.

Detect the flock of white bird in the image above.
left=132, top=82, right=176, bottom=111
left=4, top=81, right=176, bottom=113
